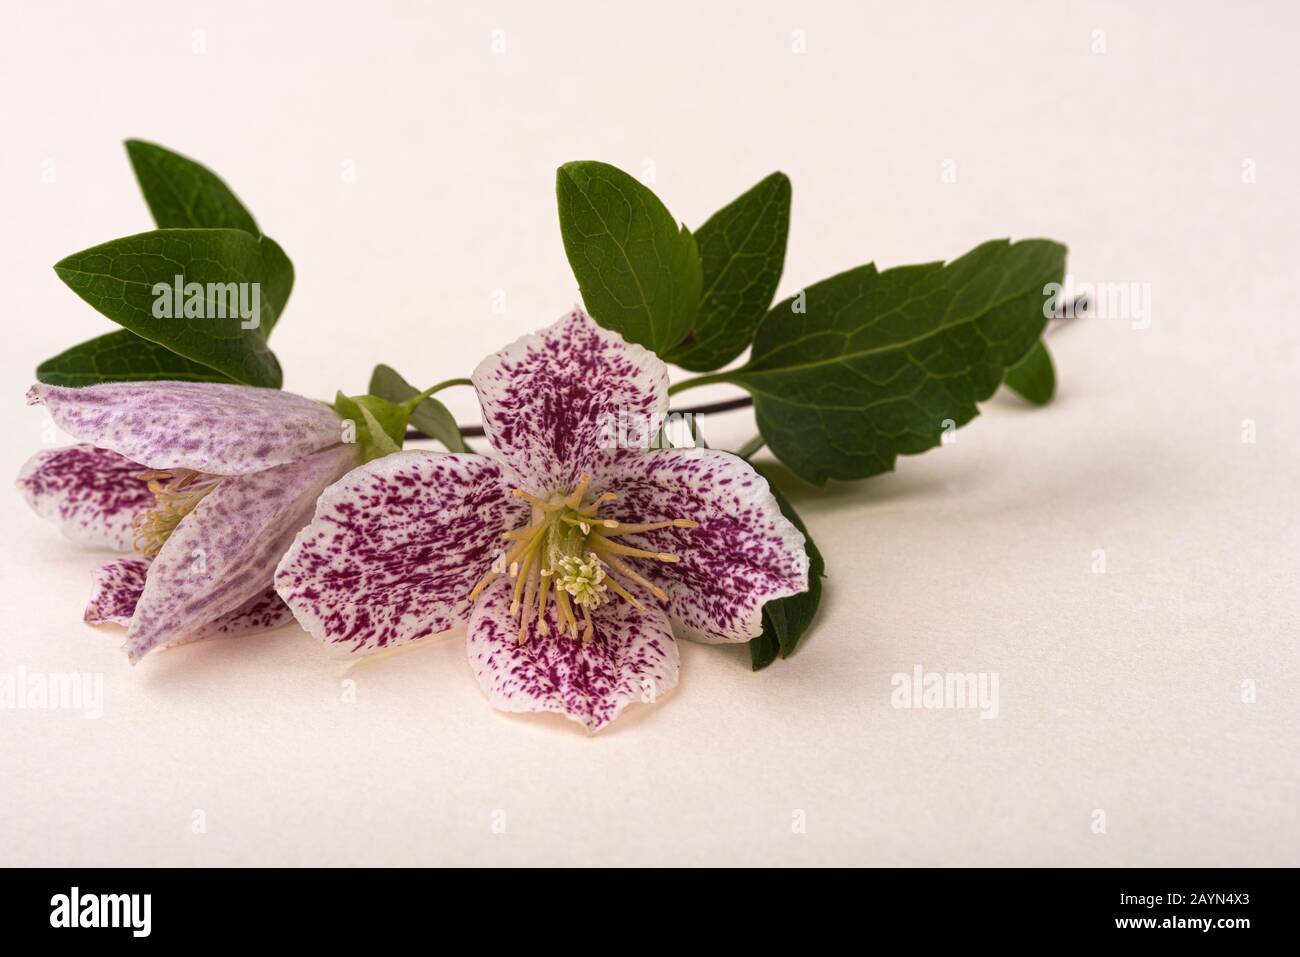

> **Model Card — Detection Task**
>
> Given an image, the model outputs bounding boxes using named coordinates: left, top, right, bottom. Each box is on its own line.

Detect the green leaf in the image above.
left=368, top=364, right=467, bottom=452
left=246, top=234, right=294, bottom=337
left=717, top=238, right=1066, bottom=484
left=664, top=172, right=791, bottom=371
left=36, top=329, right=235, bottom=386
left=556, top=161, right=702, bottom=355
left=125, top=139, right=260, bottom=235
left=124, top=140, right=294, bottom=336
left=53, top=229, right=290, bottom=388
left=748, top=463, right=825, bottom=670
left=1003, top=339, right=1056, bottom=405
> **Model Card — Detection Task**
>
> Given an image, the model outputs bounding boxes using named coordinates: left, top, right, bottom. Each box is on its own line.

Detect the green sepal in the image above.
left=367, top=364, right=468, bottom=452
left=333, top=392, right=409, bottom=462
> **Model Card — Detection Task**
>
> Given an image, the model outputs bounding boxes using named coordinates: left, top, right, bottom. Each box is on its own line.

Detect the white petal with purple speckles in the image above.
left=471, top=308, right=668, bottom=494
left=173, top=586, right=296, bottom=649
left=28, top=381, right=343, bottom=476
left=86, top=555, right=293, bottom=642
left=195, top=587, right=296, bottom=640
left=592, top=447, right=809, bottom=643
left=125, top=443, right=359, bottom=663
left=275, top=451, right=528, bottom=656
left=85, top=556, right=151, bottom=624
left=466, top=577, right=679, bottom=732
left=17, top=444, right=154, bottom=551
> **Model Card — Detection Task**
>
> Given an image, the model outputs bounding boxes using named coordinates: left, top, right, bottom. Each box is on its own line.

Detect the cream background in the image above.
left=1, top=0, right=1296, bottom=866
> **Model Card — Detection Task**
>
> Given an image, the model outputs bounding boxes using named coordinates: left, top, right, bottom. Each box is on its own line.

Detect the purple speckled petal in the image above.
left=85, top=557, right=151, bottom=624
left=275, top=451, right=527, bottom=656
left=17, top=444, right=154, bottom=551
left=86, top=556, right=293, bottom=643
left=466, top=577, right=679, bottom=733
left=125, top=443, right=359, bottom=663
left=471, top=307, right=669, bottom=494
left=28, top=381, right=343, bottom=476
left=592, top=447, right=809, bottom=643
left=194, top=586, right=296, bottom=640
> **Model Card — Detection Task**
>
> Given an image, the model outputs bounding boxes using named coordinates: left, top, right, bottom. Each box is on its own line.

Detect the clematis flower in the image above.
left=18, top=381, right=360, bottom=662
left=274, top=309, right=810, bottom=731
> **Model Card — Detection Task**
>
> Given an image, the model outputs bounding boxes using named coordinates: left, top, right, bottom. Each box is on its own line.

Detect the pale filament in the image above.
left=132, top=470, right=221, bottom=557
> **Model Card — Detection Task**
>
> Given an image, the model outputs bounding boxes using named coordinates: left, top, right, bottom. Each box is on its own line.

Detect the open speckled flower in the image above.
left=274, top=308, right=809, bottom=731
left=18, top=381, right=360, bottom=662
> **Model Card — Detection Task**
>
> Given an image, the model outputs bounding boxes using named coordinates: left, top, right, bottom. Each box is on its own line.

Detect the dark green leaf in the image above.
left=125, top=139, right=259, bottom=235
left=749, top=463, right=825, bottom=670
left=124, top=140, right=294, bottom=336
left=1003, top=339, right=1056, bottom=405
left=368, top=364, right=467, bottom=452
left=719, top=238, right=1066, bottom=484
left=53, top=229, right=288, bottom=388
left=556, top=161, right=702, bottom=355
left=36, top=329, right=235, bottom=386
left=252, top=235, right=294, bottom=337
left=665, top=172, right=790, bottom=371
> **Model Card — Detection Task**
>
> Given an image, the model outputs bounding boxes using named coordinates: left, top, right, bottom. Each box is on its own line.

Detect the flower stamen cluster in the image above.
left=131, top=469, right=221, bottom=556
left=468, top=473, right=697, bottom=645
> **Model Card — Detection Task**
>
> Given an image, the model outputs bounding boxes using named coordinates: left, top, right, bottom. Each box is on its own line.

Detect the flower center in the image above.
left=132, top=469, right=221, bottom=557
left=468, top=474, right=698, bottom=645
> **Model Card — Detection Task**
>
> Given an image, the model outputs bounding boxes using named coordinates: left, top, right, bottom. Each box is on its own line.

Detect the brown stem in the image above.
left=405, top=395, right=753, bottom=441
left=407, top=298, right=1082, bottom=442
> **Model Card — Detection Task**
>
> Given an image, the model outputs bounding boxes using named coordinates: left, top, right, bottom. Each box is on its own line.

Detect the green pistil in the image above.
left=553, top=552, right=607, bottom=609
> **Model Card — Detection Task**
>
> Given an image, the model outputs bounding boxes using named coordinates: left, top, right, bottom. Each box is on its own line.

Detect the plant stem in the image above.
left=408, top=296, right=1087, bottom=440
left=403, top=377, right=473, bottom=410
left=405, top=394, right=757, bottom=441
left=735, top=434, right=766, bottom=460
left=667, top=372, right=733, bottom=396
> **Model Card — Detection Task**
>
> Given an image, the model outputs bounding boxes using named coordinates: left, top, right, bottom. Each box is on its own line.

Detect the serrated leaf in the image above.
left=556, top=161, right=702, bottom=355
left=665, top=172, right=790, bottom=371
left=53, top=229, right=289, bottom=388
left=1003, top=339, right=1056, bottom=405
left=124, top=140, right=294, bottom=336
left=718, top=239, right=1066, bottom=484
left=36, top=329, right=235, bottom=386
left=368, top=364, right=467, bottom=452
left=125, top=139, right=260, bottom=235
left=749, top=463, right=825, bottom=670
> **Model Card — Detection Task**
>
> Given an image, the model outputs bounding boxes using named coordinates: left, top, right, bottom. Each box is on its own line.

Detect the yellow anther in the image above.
left=554, top=587, right=578, bottom=639
left=512, top=488, right=560, bottom=511
left=577, top=492, right=616, bottom=516
left=597, top=552, right=670, bottom=603
left=564, top=474, right=592, bottom=510
left=602, top=574, right=643, bottom=610
left=131, top=469, right=219, bottom=557
left=536, top=571, right=552, bottom=637
left=596, top=518, right=698, bottom=535
left=591, top=539, right=680, bottom=563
